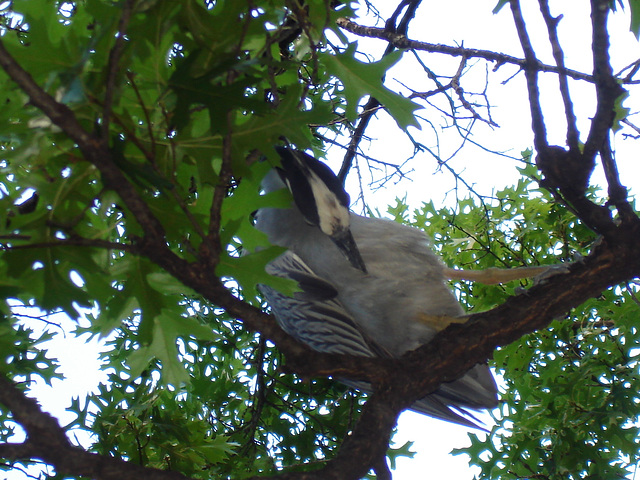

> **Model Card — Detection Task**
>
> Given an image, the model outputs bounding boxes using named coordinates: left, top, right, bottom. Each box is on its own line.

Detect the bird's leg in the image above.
left=416, top=265, right=571, bottom=331
left=442, top=264, right=568, bottom=285
left=415, top=313, right=470, bottom=331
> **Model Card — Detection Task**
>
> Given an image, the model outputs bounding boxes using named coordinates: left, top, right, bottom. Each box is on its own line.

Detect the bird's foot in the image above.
left=416, top=313, right=470, bottom=331
left=531, top=263, right=571, bottom=286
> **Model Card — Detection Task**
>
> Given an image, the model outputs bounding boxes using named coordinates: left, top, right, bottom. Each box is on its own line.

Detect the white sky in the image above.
left=7, top=1, right=640, bottom=479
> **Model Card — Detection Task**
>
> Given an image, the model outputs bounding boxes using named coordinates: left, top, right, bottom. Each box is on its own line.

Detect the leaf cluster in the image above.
left=0, top=0, right=425, bottom=476
left=388, top=173, right=640, bottom=478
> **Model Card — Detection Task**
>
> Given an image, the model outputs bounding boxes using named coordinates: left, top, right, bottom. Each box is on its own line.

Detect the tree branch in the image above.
left=0, top=376, right=193, bottom=480
left=336, top=17, right=596, bottom=83
left=600, top=136, right=635, bottom=221
left=510, top=0, right=547, bottom=152
left=101, top=0, right=134, bottom=145
left=338, top=0, right=422, bottom=183
left=538, top=0, right=580, bottom=151
left=583, top=0, right=626, bottom=163
left=0, top=38, right=167, bottom=243
left=0, top=237, right=138, bottom=253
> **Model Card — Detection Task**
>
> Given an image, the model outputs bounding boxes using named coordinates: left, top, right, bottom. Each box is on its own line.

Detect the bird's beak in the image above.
left=331, top=229, right=367, bottom=274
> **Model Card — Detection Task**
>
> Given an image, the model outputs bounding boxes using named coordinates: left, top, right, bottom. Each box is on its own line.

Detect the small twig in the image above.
left=338, top=1, right=421, bottom=184
left=125, top=71, right=157, bottom=162
left=617, top=57, right=640, bottom=82
left=625, top=282, right=640, bottom=308
left=205, top=110, right=234, bottom=262
left=621, top=117, right=640, bottom=135
left=600, top=136, right=634, bottom=221
left=336, top=17, right=596, bottom=83
left=509, top=0, right=547, bottom=152
left=338, top=96, right=380, bottom=183
left=1, top=237, right=137, bottom=253
left=101, top=0, right=135, bottom=145
left=451, top=56, right=498, bottom=127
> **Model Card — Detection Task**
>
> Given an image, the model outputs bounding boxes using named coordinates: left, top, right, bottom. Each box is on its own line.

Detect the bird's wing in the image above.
left=262, top=251, right=385, bottom=357
left=262, top=250, right=497, bottom=429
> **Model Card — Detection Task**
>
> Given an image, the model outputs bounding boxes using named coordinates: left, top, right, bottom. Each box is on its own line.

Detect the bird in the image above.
left=254, top=146, right=499, bottom=427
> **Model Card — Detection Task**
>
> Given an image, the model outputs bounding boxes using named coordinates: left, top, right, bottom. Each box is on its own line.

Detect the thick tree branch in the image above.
left=253, top=218, right=640, bottom=479
left=5, top=223, right=640, bottom=480
left=0, top=32, right=398, bottom=385
left=584, top=0, right=626, bottom=163
left=0, top=376, right=193, bottom=480
left=0, top=35, right=390, bottom=388
left=533, top=0, right=630, bottom=235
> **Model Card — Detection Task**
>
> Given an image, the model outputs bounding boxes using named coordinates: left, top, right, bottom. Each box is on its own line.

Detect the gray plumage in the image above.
left=256, top=158, right=498, bottom=427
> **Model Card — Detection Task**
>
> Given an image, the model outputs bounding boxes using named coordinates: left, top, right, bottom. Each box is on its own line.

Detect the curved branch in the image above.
left=250, top=216, right=640, bottom=479
left=0, top=376, right=193, bottom=480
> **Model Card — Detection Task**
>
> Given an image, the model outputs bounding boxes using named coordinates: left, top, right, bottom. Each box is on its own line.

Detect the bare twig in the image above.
left=509, top=0, right=547, bottom=152
left=336, top=17, right=596, bottom=83
left=451, top=57, right=498, bottom=127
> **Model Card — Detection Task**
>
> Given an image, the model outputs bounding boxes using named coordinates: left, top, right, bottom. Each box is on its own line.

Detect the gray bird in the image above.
left=255, top=147, right=499, bottom=427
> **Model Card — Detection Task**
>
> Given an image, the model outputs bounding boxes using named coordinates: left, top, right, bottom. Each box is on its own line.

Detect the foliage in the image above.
left=1, top=0, right=640, bottom=479
left=397, top=175, right=640, bottom=478
left=0, top=0, right=420, bottom=476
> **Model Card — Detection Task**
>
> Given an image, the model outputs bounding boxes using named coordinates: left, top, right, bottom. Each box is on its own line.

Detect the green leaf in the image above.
left=128, top=311, right=218, bottom=386
left=628, top=0, right=640, bottom=38
left=492, top=0, right=509, bottom=14
left=217, top=246, right=298, bottom=302
left=612, top=88, right=630, bottom=132
left=231, top=82, right=334, bottom=161
left=319, top=43, right=420, bottom=130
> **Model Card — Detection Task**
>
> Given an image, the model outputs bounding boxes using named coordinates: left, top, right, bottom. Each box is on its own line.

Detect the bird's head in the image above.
left=274, top=146, right=367, bottom=273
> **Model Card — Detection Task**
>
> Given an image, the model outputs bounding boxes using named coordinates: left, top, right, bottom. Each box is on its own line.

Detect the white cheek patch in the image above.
left=308, top=171, right=350, bottom=237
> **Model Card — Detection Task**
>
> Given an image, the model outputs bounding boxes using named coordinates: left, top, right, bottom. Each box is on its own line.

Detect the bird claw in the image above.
left=416, top=313, right=470, bottom=331
left=532, top=263, right=571, bottom=286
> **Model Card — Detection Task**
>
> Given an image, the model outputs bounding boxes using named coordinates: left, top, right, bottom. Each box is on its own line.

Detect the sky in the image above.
left=7, top=0, right=640, bottom=479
